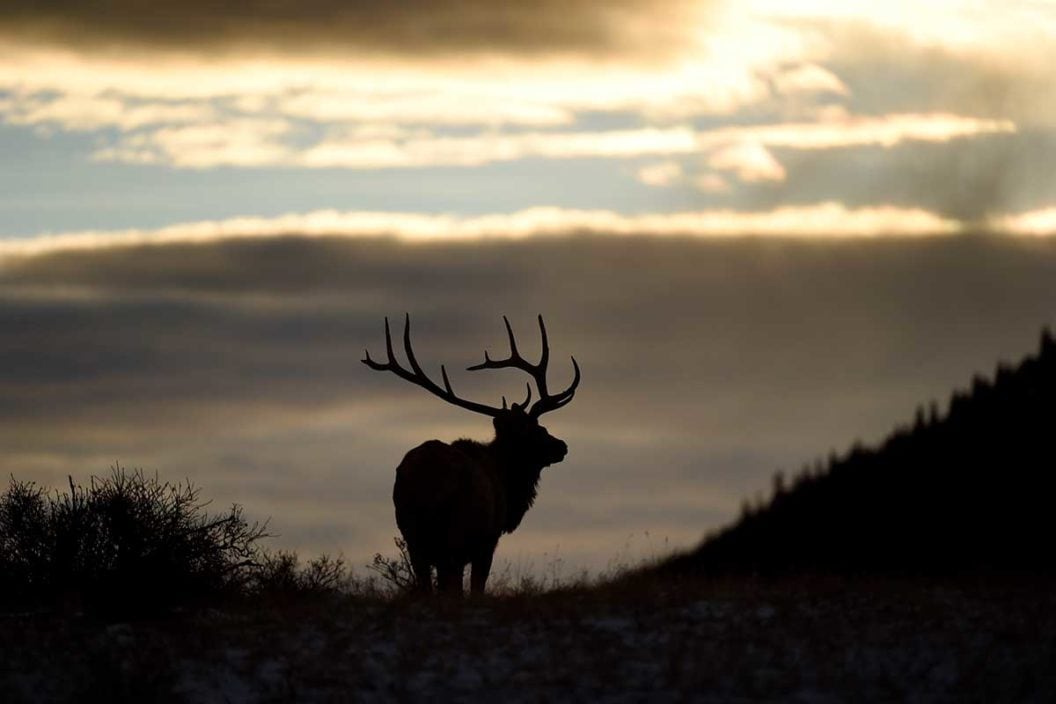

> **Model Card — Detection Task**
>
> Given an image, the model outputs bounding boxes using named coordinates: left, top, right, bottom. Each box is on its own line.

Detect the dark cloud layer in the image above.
left=822, top=20, right=1056, bottom=127
left=0, top=0, right=699, bottom=59
left=722, top=131, right=1056, bottom=222
left=3, top=234, right=1056, bottom=569
left=703, top=20, right=1056, bottom=226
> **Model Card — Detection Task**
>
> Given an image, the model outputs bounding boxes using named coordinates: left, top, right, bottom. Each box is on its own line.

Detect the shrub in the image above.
left=365, top=537, right=418, bottom=594
left=0, top=466, right=269, bottom=615
left=253, top=551, right=349, bottom=598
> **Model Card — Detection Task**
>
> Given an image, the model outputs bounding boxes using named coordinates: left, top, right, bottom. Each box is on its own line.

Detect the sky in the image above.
left=2, top=1, right=1056, bottom=574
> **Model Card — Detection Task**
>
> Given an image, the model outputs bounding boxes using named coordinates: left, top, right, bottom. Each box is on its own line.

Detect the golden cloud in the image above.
left=707, top=142, right=786, bottom=183
left=637, top=161, right=685, bottom=187
left=0, top=203, right=962, bottom=260
left=991, top=207, right=1056, bottom=236
left=74, top=114, right=1014, bottom=170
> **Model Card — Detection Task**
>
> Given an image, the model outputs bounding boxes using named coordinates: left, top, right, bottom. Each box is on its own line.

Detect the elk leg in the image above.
left=409, top=553, right=432, bottom=594
left=470, top=549, right=495, bottom=595
left=437, top=565, right=464, bottom=596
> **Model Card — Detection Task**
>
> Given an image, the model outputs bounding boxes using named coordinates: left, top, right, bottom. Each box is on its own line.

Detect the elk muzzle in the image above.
left=544, top=437, right=568, bottom=466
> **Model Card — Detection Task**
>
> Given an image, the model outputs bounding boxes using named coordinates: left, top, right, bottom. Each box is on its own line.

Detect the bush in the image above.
left=365, top=537, right=418, bottom=594
left=0, top=467, right=269, bottom=615
left=253, top=551, right=349, bottom=598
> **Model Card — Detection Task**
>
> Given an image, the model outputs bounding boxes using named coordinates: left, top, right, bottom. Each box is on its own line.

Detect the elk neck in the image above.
left=489, top=435, right=543, bottom=534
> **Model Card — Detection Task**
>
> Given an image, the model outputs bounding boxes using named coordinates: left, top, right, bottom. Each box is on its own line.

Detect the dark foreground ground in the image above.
left=2, top=576, right=1054, bottom=703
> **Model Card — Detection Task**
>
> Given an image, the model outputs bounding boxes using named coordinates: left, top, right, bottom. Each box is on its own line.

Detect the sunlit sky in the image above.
left=3, top=1, right=1056, bottom=574
left=3, top=0, right=1056, bottom=240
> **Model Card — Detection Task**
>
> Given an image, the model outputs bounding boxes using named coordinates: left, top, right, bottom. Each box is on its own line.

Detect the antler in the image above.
left=467, top=315, right=580, bottom=418
left=362, top=314, right=507, bottom=417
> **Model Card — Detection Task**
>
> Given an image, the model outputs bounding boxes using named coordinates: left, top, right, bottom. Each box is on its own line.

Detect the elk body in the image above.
left=363, top=315, right=580, bottom=595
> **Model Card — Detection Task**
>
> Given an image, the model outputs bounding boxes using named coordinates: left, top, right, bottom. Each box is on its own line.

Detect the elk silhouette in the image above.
left=363, top=314, right=580, bottom=595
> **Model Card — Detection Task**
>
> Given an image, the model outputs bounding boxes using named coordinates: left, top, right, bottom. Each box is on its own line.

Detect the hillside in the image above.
left=660, top=329, right=1056, bottom=576
left=4, top=577, right=1054, bottom=702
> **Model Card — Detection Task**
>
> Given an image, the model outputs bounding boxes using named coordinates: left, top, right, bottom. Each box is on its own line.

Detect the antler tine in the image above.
left=500, top=386, right=535, bottom=411
left=503, top=315, right=521, bottom=360
left=464, top=315, right=579, bottom=418
left=468, top=315, right=531, bottom=372
left=402, top=313, right=428, bottom=378
left=440, top=364, right=455, bottom=396
left=361, top=314, right=504, bottom=417
left=361, top=316, right=394, bottom=370
left=468, top=316, right=535, bottom=372
left=529, top=354, right=580, bottom=418
left=385, top=316, right=396, bottom=364
left=501, top=385, right=534, bottom=410
left=515, top=381, right=533, bottom=410
left=536, top=315, right=550, bottom=394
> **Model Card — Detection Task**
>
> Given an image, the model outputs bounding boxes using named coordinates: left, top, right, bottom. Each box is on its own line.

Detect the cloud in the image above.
left=991, top=207, right=1056, bottom=236
left=0, top=1, right=1030, bottom=198
left=636, top=161, right=684, bottom=187
left=68, top=113, right=1013, bottom=170
left=817, top=18, right=1056, bottom=128
left=0, top=204, right=962, bottom=261
left=0, top=49, right=777, bottom=125
left=0, top=44, right=774, bottom=148
left=273, top=90, right=573, bottom=127
left=707, top=142, right=786, bottom=183
left=693, top=173, right=731, bottom=193
left=0, top=1, right=708, bottom=60
left=0, top=36, right=775, bottom=135
left=700, top=113, right=1016, bottom=151
left=0, top=3, right=1047, bottom=144
left=0, top=1, right=1050, bottom=260
left=0, top=94, right=217, bottom=132
left=91, top=118, right=296, bottom=167
left=753, top=0, right=1056, bottom=54
left=771, top=64, right=849, bottom=96
left=729, top=130, right=1056, bottom=222
left=297, top=127, right=703, bottom=169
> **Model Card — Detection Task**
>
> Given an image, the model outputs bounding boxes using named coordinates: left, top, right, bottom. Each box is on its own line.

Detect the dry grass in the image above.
left=4, top=474, right=1052, bottom=701
left=3, top=573, right=1053, bottom=702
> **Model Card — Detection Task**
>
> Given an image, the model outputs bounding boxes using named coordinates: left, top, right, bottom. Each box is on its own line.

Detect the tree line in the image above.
left=662, top=329, right=1056, bottom=576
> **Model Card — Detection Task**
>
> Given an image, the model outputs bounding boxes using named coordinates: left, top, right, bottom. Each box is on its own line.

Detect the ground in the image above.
left=2, top=576, right=1053, bottom=702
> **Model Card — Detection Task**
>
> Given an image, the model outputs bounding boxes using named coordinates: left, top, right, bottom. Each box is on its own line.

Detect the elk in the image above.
left=362, top=314, right=580, bottom=595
